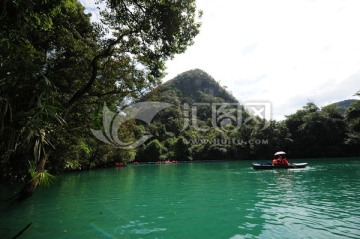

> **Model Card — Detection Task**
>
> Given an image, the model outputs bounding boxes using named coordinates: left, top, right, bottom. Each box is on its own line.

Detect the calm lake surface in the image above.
left=1, top=158, right=360, bottom=239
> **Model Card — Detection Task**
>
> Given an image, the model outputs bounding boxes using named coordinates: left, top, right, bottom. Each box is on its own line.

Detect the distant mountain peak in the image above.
left=157, top=69, right=238, bottom=103
left=327, top=99, right=360, bottom=114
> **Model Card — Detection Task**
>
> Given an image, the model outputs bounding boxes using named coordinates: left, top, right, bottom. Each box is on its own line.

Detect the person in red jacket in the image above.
left=272, top=152, right=289, bottom=166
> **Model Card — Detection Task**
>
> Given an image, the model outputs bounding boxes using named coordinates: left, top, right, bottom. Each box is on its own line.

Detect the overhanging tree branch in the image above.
left=65, top=30, right=137, bottom=108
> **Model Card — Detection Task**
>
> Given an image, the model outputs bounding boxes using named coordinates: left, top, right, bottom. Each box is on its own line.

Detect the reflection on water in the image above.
left=1, top=158, right=360, bottom=239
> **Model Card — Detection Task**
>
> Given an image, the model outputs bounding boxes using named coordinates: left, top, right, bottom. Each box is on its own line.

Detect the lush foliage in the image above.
left=0, top=0, right=201, bottom=186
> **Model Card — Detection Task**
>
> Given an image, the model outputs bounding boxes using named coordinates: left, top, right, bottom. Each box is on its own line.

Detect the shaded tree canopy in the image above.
left=0, top=0, right=202, bottom=189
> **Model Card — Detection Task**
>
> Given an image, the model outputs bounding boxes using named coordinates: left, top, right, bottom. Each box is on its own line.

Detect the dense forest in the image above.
left=1, top=0, right=360, bottom=197
left=0, top=0, right=201, bottom=197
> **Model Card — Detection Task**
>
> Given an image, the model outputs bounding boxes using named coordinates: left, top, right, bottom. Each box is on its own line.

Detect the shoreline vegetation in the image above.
left=1, top=0, right=360, bottom=199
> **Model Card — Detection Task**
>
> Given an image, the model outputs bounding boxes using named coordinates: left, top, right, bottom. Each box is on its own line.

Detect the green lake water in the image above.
left=1, top=158, right=360, bottom=239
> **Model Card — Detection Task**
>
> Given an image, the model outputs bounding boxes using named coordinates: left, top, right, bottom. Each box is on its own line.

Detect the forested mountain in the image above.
left=334, top=99, right=358, bottom=108
left=149, top=69, right=238, bottom=103
left=135, top=69, right=253, bottom=162
left=329, top=99, right=360, bottom=114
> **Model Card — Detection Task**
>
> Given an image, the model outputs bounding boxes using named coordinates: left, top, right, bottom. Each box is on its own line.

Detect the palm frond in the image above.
left=28, top=161, right=55, bottom=187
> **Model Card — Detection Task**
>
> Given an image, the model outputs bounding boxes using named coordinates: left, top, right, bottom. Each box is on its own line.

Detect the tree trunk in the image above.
left=9, top=130, right=48, bottom=201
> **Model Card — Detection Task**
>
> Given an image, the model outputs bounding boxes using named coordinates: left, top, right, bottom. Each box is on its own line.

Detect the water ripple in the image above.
left=252, top=161, right=360, bottom=238
left=2, top=159, right=360, bottom=239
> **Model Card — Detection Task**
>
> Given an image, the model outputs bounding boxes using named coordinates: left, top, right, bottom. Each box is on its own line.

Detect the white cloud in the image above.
left=164, top=0, right=360, bottom=120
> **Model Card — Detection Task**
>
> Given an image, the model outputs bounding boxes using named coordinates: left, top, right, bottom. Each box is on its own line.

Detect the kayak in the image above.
left=252, top=162, right=308, bottom=170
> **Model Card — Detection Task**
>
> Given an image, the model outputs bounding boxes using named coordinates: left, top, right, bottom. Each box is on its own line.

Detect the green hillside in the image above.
left=161, top=69, right=237, bottom=103
left=136, top=69, right=271, bottom=162
left=146, top=69, right=238, bottom=104
left=328, top=99, right=360, bottom=114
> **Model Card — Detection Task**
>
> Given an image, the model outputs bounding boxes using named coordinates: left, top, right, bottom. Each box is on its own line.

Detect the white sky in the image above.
left=81, top=0, right=360, bottom=120
left=164, top=0, right=360, bottom=120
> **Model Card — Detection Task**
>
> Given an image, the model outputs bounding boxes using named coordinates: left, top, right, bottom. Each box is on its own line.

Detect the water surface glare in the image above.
left=1, top=158, right=360, bottom=238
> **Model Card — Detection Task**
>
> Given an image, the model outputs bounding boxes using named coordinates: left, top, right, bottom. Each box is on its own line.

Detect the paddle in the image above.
left=12, top=223, right=32, bottom=239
